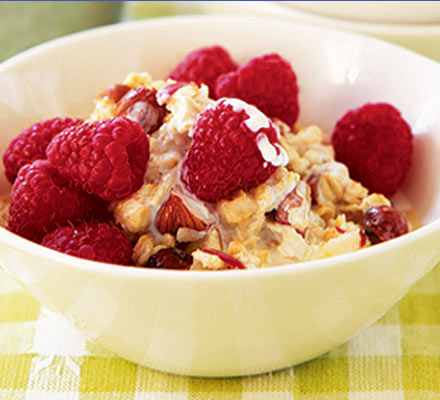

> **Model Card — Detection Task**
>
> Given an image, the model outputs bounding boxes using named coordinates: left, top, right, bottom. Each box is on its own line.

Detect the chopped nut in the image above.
left=113, top=171, right=177, bottom=235
left=227, top=241, right=263, bottom=269
left=186, top=226, right=223, bottom=254
left=113, top=198, right=151, bottom=234
left=191, top=249, right=226, bottom=270
left=115, top=87, right=167, bottom=134
left=161, top=233, right=176, bottom=248
left=133, top=233, right=155, bottom=266
left=203, top=227, right=223, bottom=250
left=276, top=180, right=311, bottom=233
left=156, top=191, right=208, bottom=235
left=123, top=72, right=155, bottom=88
left=250, top=167, right=299, bottom=213
left=176, top=227, right=206, bottom=243
left=98, top=83, right=130, bottom=103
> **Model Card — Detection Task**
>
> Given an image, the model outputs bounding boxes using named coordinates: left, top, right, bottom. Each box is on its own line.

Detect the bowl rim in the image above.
left=0, top=14, right=439, bottom=281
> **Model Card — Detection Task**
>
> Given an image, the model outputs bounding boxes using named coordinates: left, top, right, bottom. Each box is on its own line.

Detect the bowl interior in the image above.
left=0, top=16, right=439, bottom=227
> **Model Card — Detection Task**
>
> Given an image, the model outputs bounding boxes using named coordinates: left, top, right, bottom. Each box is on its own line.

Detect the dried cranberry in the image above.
left=361, top=205, right=409, bottom=242
left=145, top=248, right=193, bottom=270
left=115, top=87, right=167, bottom=134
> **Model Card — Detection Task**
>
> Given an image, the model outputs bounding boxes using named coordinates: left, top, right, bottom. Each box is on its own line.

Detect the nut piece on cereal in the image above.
left=307, top=162, right=350, bottom=205
left=215, top=53, right=299, bottom=127
left=181, top=98, right=288, bottom=202
left=41, top=222, right=133, bottom=265
left=332, top=103, right=413, bottom=196
left=3, top=117, right=83, bottom=183
left=46, top=117, right=149, bottom=201
left=168, top=45, right=238, bottom=97
left=155, top=191, right=210, bottom=235
left=115, top=87, right=167, bottom=134
left=361, top=205, right=409, bottom=243
left=203, top=248, right=246, bottom=269
left=98, top=83, right=131, bottom=103
left=276, top=180, right=311, bottom=235
left=8, top=160, right=88, bottom=241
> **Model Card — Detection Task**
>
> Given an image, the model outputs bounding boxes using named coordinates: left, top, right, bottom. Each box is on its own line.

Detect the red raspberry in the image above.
left=83, top=194, right=113, bottom=223
left=332, top=103, right=413, bottom=196
left=7, top=160, right=88, bottom=241
left=168, top=45, right=238, bottom=96
left=46, top=117, right=149, bottom=201
left=41, top=223, right=133, bottom=265
left=3, top=117, right=82, bottom=183
left=215, top=53, right=299, bottom=127
left=181, top=98, right=287, bottom=202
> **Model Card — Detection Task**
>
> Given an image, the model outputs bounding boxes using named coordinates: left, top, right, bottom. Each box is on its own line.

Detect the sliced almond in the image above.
left=155, top=191, right=208, bottom=235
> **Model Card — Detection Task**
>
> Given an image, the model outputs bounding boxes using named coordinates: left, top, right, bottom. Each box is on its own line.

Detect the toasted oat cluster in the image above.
left=2, top=47, right=414, bottom=270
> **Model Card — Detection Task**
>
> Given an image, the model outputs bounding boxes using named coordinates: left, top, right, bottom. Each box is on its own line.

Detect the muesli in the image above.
left=1, top=46, right=414, bottom=270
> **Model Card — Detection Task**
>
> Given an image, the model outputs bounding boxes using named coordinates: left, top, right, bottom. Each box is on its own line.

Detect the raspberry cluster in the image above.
left=169, top=46, right=300, bottom=127
left=5, top=116, right=149, bottom=264
left=46, top=117, right=149, bottom=201
left=3, top=117, right=82, bottom=183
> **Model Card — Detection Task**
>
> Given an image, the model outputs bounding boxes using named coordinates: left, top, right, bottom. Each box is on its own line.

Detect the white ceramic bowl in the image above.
left=0, top=16, right=439, bottom=377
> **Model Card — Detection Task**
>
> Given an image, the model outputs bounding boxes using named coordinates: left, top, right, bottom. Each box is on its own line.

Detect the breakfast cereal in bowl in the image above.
left=1, top=46, right=414, bottom=271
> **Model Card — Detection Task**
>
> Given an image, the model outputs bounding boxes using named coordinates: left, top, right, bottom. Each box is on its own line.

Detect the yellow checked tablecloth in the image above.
left=0, top=262, right=439, bottom=399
